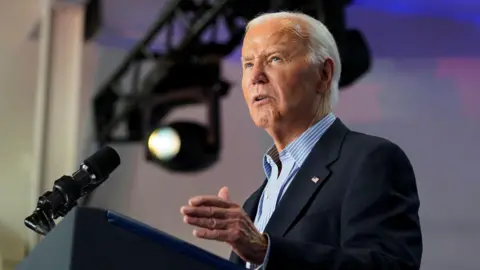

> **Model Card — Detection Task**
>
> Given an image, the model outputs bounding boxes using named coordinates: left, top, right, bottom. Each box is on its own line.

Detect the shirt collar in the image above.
left=263, top=113, right=337, bottom=177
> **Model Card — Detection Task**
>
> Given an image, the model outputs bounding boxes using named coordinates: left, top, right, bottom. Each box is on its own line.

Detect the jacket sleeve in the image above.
left=262, top=141, right=423, bottom=270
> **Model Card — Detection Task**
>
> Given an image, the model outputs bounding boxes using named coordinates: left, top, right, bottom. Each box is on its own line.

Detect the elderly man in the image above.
left=180, top=11, right=422, bottom=270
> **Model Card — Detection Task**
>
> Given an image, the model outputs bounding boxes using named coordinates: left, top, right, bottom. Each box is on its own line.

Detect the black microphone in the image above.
left=24, top=146, right=121, bottom=235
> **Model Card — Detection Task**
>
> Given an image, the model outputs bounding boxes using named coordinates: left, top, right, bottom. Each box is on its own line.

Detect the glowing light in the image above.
left=147, top=127, right=181, bottom=160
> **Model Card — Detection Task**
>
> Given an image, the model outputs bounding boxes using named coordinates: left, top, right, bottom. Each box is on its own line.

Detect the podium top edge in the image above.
left=105, top=210, right=243, bottom=270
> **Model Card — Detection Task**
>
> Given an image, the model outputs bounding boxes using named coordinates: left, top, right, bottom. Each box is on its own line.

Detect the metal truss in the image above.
left=93, top=0, right=264, bottom=145
left=93, top=0, right=367, bottom=146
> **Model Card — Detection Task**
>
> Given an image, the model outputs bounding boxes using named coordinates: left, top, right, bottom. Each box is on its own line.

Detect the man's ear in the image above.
left=317, top=58, right=334, bottom=95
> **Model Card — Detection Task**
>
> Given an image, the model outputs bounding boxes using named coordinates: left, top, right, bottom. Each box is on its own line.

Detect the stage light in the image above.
left=147, top=127, right=181, bottom=161
left=338, top=29, right=371, bottom=88
left=298, top=0, right=371, bottom=88
left=146, top=122, right=219, bottom=172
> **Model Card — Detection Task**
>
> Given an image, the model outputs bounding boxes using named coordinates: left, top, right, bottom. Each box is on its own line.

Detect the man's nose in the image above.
left=250, top=65, right=268, bottom=85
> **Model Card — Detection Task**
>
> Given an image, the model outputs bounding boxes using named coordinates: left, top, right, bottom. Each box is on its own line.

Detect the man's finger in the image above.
left=183, top=216, right=230, bottom=229
left=181, top=206, right=235, bottom=218
left=218, top=186, right=230, bottom=201
left=189, top=195, right=234, bottom=208
left=193, top=228, right=233, bottom=242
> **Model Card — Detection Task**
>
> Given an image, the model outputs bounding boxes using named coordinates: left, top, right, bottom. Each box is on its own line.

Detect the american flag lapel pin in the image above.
left=311, top=176, right=320, bottom=183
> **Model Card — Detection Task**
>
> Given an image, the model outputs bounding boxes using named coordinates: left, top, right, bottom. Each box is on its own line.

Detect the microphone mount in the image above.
left=25, top=164, right=95, bottom=235
left=25, top=146, right=121, bottom=235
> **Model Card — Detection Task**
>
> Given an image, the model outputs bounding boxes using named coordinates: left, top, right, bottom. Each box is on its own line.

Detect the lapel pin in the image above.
left=311, top=176, right=320, bottom=183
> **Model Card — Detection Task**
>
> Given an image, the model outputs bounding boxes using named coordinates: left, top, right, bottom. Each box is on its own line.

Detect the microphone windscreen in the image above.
left=83, top=146, right=121, bottom=180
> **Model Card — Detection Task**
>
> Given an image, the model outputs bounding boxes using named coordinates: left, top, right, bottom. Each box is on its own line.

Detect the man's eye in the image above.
left=270, top=56, right=281, bottom=62
left=244, top=62, right=253, bottom=68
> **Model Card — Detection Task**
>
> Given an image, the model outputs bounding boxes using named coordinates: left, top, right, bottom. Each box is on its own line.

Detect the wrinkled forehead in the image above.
left=242, top=18, right=309, bottom=54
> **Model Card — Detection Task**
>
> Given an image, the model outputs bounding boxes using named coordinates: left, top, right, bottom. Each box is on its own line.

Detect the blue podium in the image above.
left=16, top=207, right=243, bottom=270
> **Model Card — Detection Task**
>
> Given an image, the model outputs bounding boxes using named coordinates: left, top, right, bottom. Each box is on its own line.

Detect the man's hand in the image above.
left=180, top=186, right=268, bottom=265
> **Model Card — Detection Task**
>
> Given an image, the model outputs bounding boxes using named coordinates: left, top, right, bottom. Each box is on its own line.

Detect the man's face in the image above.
left=241, top=18, right=325, bottom=130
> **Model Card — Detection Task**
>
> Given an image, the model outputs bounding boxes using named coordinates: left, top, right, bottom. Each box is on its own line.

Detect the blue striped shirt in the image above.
left=246, top=113, right=336, bottom=269
left=254, top=112, right=336, bottom=232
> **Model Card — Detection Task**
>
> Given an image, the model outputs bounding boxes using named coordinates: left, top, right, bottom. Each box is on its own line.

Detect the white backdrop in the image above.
left=0, top=1, right=41, bottom=266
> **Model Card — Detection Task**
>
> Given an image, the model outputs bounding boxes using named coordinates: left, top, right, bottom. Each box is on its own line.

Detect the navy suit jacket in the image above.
left=230, top=119, right=422, bottom=270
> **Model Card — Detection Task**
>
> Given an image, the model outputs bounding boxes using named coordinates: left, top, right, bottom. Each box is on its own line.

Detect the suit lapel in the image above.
left=243, top=180, right=268, bottom=220
left=263, top=119, right=349, bottom=237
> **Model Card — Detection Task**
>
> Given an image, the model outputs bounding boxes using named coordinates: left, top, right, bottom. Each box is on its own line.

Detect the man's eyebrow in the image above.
left=241, top=47, right=289, bottom=62
left=265, top=47, right=288, bottom=55
left=241, top=55, right=254, bottom=62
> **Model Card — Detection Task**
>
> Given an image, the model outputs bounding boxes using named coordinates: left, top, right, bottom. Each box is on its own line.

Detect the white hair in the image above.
left=246, top=12, right=342, bottom=108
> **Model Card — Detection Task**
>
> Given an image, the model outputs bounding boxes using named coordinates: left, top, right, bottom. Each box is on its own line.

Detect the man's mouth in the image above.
left=254, top=95, right=269, bottom=103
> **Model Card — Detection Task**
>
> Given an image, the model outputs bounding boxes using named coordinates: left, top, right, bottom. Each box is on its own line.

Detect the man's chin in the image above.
left=253, top=116, right=273, bottom=129
left=249, top=108, right=279, bottom=128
